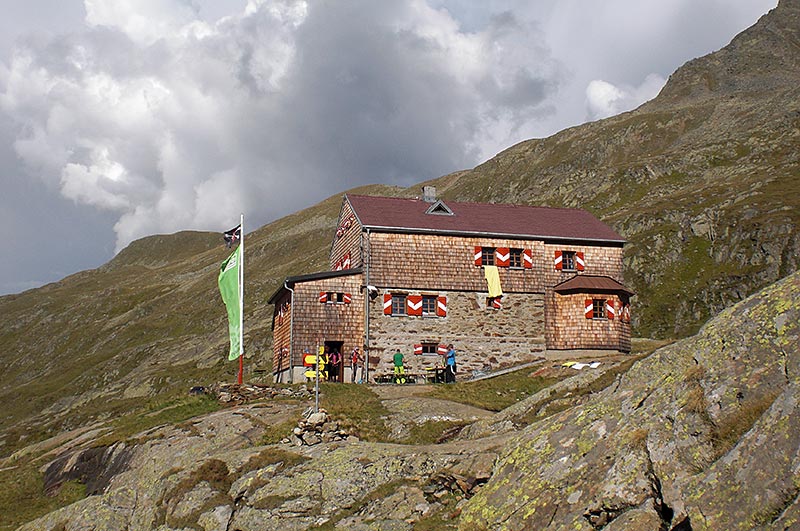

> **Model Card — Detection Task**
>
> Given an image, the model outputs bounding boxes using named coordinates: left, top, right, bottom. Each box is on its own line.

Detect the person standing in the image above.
left=392, top=349, right=406, bottom=384
left=445, top=343, right=457, bottom=383
left=330, top=349, right=341, bottom=382
left=350, top=347, right=363, bottom=383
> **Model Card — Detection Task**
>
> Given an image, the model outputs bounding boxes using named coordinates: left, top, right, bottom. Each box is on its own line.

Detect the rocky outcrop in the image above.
left=459, top=271, right=800, bottom=530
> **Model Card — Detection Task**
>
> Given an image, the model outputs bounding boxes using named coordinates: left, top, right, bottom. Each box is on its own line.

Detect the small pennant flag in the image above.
left=223, top=224, right=241, bottom=248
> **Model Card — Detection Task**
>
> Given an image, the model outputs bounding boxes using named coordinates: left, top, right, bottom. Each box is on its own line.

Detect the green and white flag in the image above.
left=218, top=245, right=241, bottom=361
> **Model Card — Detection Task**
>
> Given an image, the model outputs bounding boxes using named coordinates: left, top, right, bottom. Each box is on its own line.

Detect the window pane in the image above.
left=392, top=294, right=407, bottom=315
left=482, top=247, right=495, bottom=266
left=593, top=298, right=605, bottom=319
left=509, top=248, right=522, bottom=268
left=563, top=251, right=576, bottom=270
left=422, top=295, right=437, bottom=315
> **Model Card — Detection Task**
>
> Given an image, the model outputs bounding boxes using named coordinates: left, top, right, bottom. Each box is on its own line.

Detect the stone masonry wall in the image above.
left=366, top=290, right=546, bottom=381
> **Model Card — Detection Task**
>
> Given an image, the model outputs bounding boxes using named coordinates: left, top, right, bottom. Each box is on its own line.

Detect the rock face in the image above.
left=459, top=271, right=800, bottom=530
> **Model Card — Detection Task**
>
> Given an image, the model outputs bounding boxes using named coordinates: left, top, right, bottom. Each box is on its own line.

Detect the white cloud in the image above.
left=585, top=74, right=666, bottom=121
left=1, top=0, right=562, bottom=252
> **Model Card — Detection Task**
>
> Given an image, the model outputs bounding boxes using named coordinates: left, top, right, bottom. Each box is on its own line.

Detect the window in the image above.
left=421, top=295, right=437, bottom=316
left=509, top=248, right=523, bottom=268
left=486, top=296, right=502, bottom=310
left=392, top=293, right=407, bottom=315
left=481, top=247, right=495, bottom=266
left=421, top=342, right=438, bottom=355
left=562, top=251, right=576, bottom=271
left=592, top=299, right=606, bottom=319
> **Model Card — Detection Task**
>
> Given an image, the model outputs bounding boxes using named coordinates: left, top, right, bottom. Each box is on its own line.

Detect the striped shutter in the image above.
left=585, top=299, right=594, bottom=319
left=436, top=296, right=447, bottom=317
left=334, top=260, right=342, bottom=271
left=606, top=299, right=616, bottom=320
left=624, top=304, right=631, bottom=323
left=491, top=297, right=502, bottom=309
left=383, top=293, right=392, bottom=315
left=343, top=253, right=351, bottom=269
left=413, top=344, right=423, bottom=355
left=437, top=344, right=448, bottom=355
left=343, top=293, right=352, bottom=304
left=319, top=292, right=328, bottom=303
left=474, top=246, right=483, bottom=266
left=523, top=249, right=533, bottom=269
left=554, top=250, right=563, bottom=270
left=576, top=252, right=585, bottom=271
left=495, top=248, right=510, bottom=267
left=407, top=295, right=423, bottom=316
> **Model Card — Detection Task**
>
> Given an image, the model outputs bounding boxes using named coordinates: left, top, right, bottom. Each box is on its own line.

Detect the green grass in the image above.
left=318, top=383, right=392, bottom=442
left=0, top=465, right=86, bottom=531
left=425, top=367, right=564, bottom=412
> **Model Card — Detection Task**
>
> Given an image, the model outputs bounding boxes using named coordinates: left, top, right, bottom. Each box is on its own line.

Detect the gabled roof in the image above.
left=346, top=195, right=625, bottom=244
left=553, top=275, right=634, bottom=296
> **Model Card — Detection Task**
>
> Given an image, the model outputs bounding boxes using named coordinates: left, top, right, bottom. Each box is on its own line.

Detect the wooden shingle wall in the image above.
left=329, top=199, right=362, bottom=270
left=367, top=232, right=624, bottom=292
left=271, top=291, right=292, bottom=373
left=545, top=291, right=631, bottom=352
left=367, top=290, right=546, bottom=379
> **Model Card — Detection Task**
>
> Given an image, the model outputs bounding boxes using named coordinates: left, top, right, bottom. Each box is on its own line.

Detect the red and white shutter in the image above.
left=491, top=297, right=502, bottom=309
left=319, top=292, right=328, bottom=303
left=623, top=304, right=631, bottom=323
left=437, top=344, right=448, bottom=356
left=335, top=260, right=343, bottom=271
left=576, top=252, right=585, bottom=271
left=342, top=253, right=351, bottom=269
left=413, top=344, right=423, bottom=355
left=407, top=295, right=423, bottom=316
left=436, top=296, right=448, bottom=317
left=495, top=248, right=510, bottom=267
left=606, top=299, right=616, bottom=320
left=474, top=246, right=483, bottom=266
left=554, top=250, right=563, bottom=270
left=523, top=249, right=533, bottom=269
left=383, top=293, right=392, bottom=315
left=343, top=293, right=352, bottom=304
left=585, top=299, right=594, bottom=319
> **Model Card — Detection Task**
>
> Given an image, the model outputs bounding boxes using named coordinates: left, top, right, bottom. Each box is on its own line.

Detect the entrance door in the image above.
left=324, top=340, right=344, bottom=382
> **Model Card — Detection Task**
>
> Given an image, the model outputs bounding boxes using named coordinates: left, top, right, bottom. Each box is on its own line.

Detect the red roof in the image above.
left=346, top=195, right=625, bottom=243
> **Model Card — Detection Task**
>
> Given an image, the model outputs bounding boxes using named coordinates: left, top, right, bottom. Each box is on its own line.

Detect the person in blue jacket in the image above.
left=445, top=343, right=457, bottom=383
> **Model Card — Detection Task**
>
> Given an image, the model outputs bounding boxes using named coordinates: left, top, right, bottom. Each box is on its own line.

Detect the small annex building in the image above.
left=269, top=188, right=633, bottom=383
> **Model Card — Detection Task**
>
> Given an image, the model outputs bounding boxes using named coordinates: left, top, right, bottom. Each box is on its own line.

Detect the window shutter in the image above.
left=343, top=293, right=352, bottom=304
left=413, top=344, right=423, bottom=355
left=585, top=299, right=593, bottom=319
left=437, top=344, right=448, bottom=356
left=436, top=296, right=448, bottom=317
left=383, top=293, right=392, bottom=315
left=606, top=299, right=616, bottom=320
left=554, top=250, right=563, bottom=270
left=474, top=246, right=482, bottom=266
left=576, top=251, right=585, bottom=271
left=334, top=260, right=342, bottom=271
left=495, top=248, right=510, bottom=267
left=407, top=295, right=423, bottom=316
left=623, top=304, right=631, bottom=323
left=319, top=292, right=328, bottom=303
left=523, top=249, right=533, bottom=269
left=491, top=297, right=502, bottom=309
left=343, top=253, right=351, bottom=269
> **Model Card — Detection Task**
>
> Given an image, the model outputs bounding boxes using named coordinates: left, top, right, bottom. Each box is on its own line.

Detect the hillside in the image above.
left=0, top=0, right=799, bottom=526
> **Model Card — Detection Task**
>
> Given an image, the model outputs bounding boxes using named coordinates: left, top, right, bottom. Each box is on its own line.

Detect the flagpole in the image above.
left=238, top=213, right=244, bottom=385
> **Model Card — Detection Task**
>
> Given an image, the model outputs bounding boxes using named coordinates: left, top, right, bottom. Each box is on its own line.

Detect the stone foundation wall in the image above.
left=366, top=291, right=546, bottom=380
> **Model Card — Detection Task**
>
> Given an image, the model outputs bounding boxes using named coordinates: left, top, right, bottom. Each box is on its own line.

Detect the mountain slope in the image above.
left=428, top=0, right=800, bottom=337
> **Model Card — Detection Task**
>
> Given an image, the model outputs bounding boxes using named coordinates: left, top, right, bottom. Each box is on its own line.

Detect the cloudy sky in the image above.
left=0, top=0, right=777, bottom=295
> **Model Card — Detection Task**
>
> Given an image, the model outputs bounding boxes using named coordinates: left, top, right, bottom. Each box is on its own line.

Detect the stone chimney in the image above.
left=422, top=186, right=437, bottom=203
